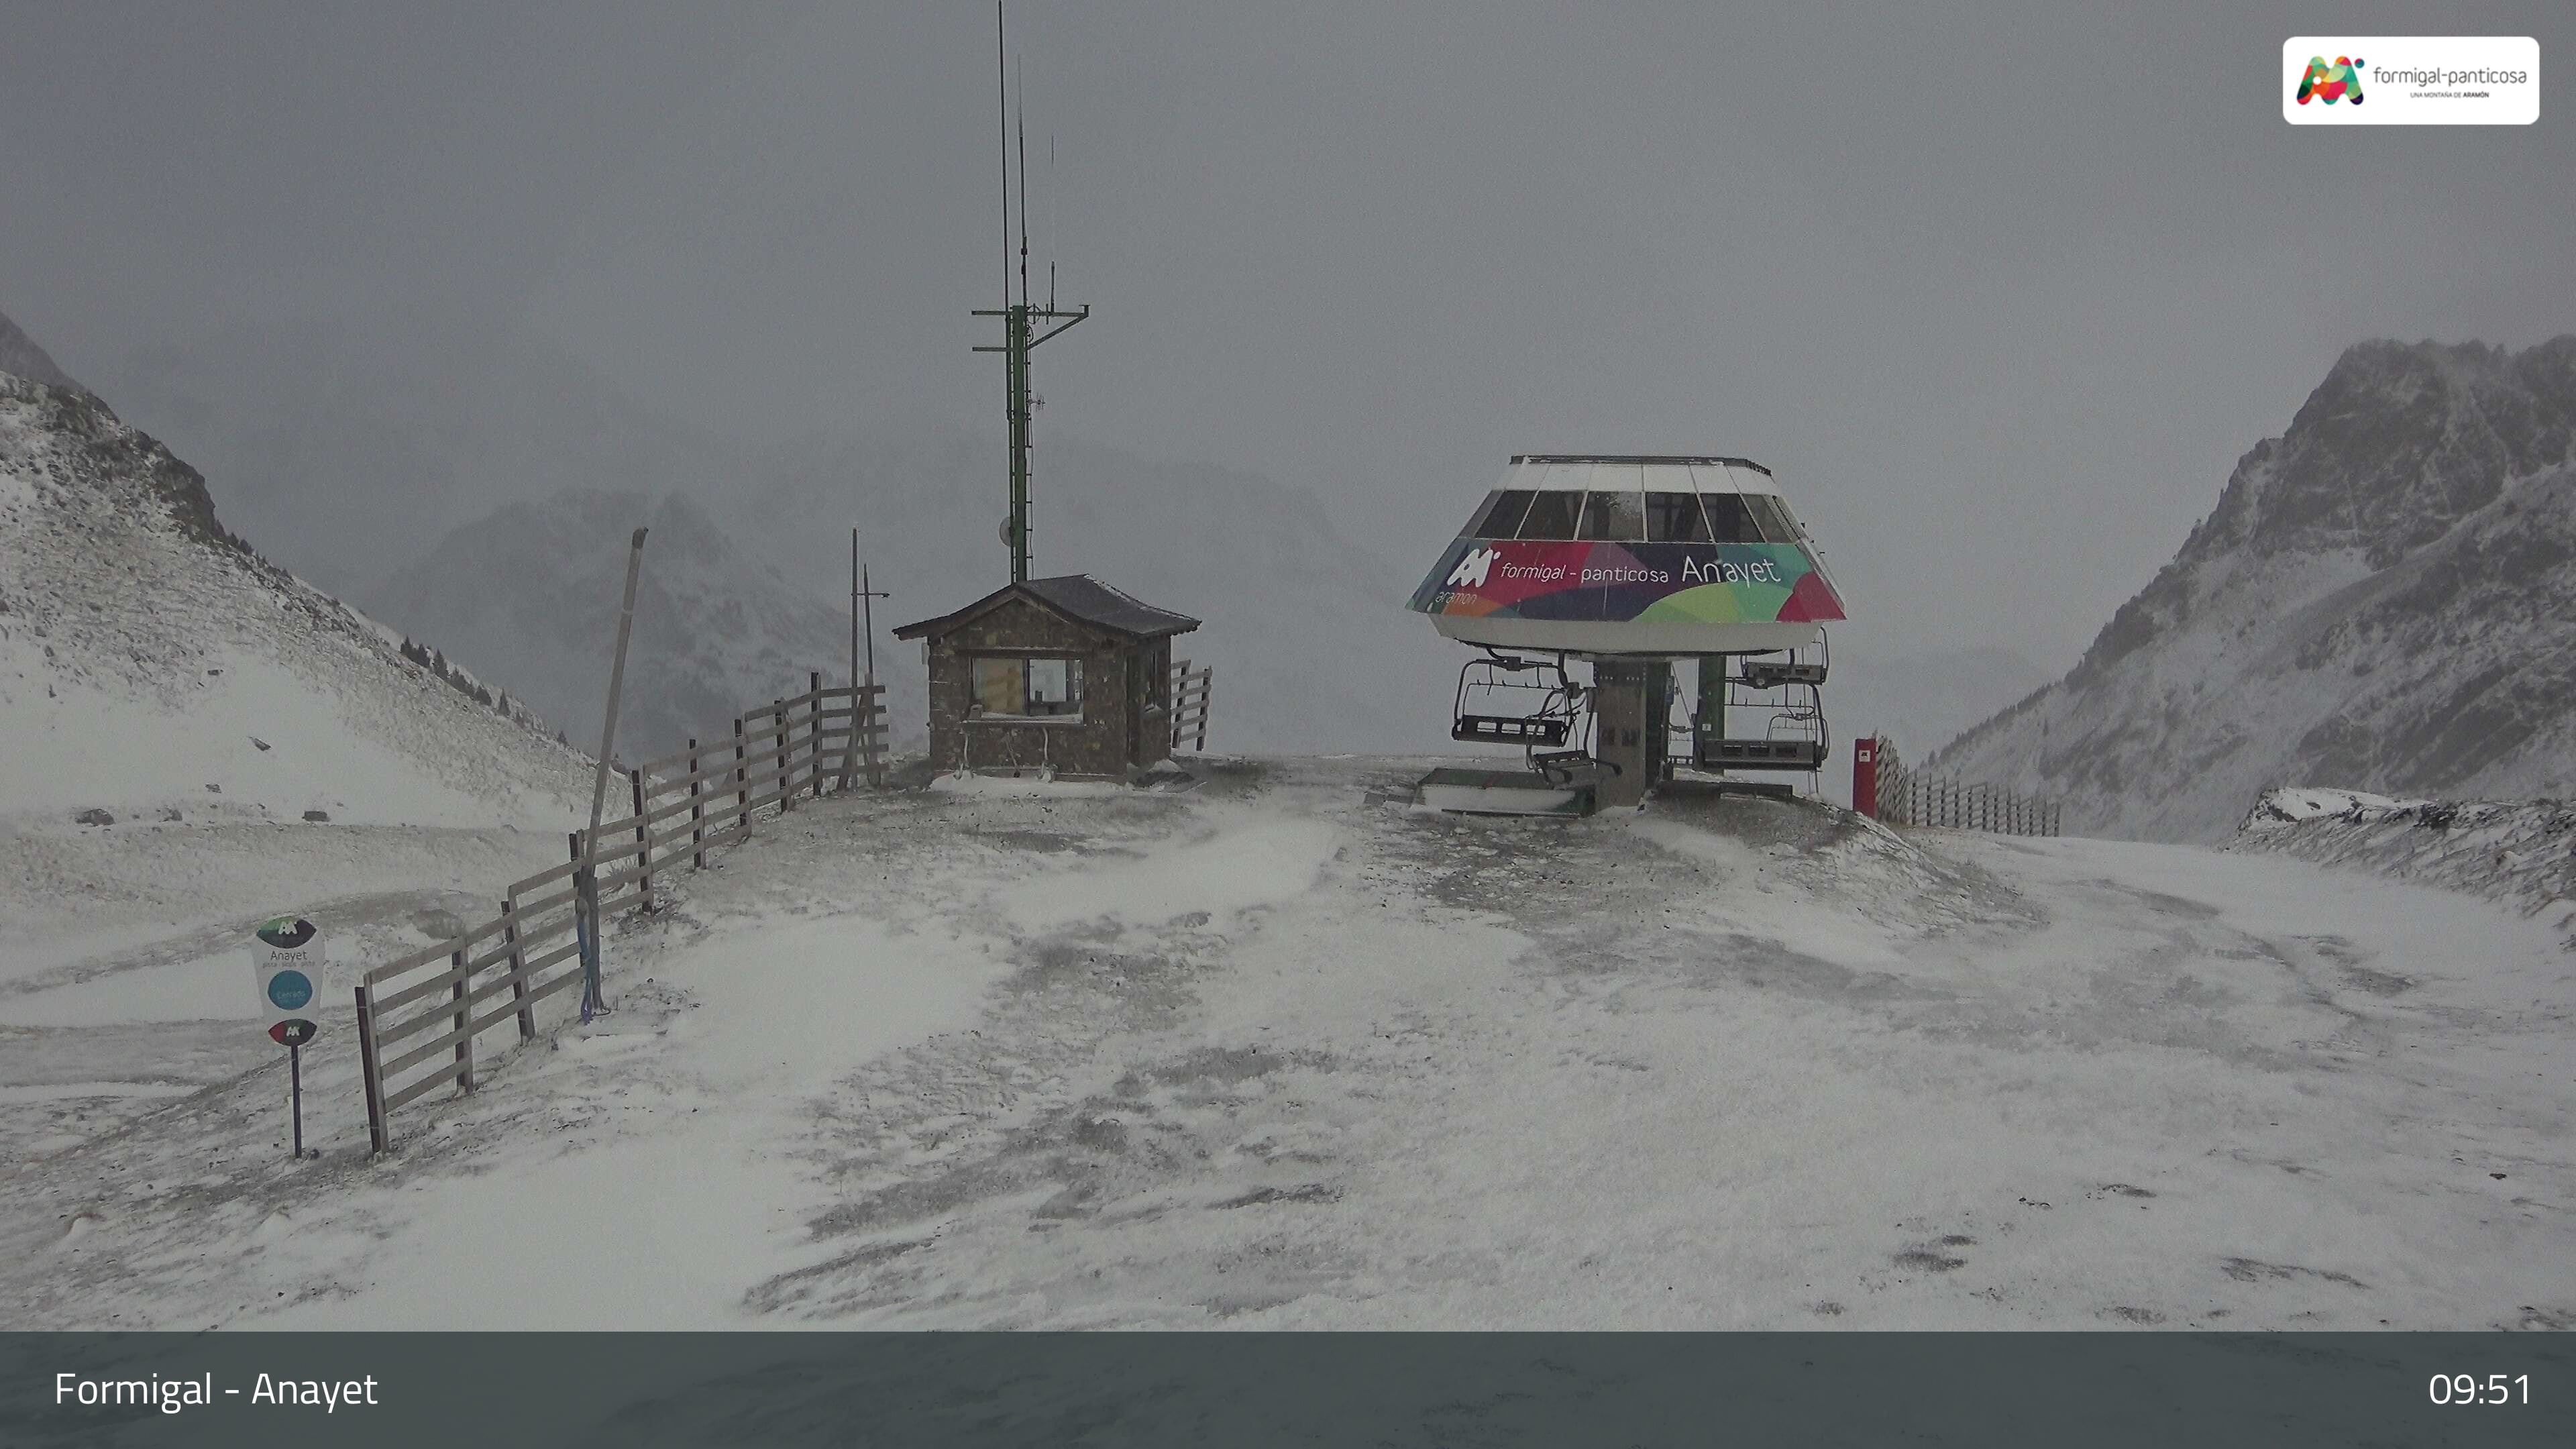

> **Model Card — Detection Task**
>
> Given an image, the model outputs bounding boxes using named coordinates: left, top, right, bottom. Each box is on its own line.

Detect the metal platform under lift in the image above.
left=1414, top=765, right=1594, bottom=816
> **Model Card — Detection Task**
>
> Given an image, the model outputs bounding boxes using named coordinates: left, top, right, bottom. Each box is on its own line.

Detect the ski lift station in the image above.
left=1407, top=455, right=1847, bottom=814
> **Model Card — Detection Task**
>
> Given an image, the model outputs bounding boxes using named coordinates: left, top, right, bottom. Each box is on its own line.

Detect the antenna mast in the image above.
left=973, top=1, right=1087, bottom=586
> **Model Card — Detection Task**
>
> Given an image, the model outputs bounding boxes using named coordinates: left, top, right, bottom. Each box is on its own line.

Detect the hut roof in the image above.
left=892, top=574, right=1201, bottom=643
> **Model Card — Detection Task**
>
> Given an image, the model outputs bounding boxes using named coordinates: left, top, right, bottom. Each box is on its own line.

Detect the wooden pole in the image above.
left=734, top=716, right=749, bottom=822
left=631, top=768, right=651, bottom=898
left=356, top=983, right=386, bottom=1154
left=449, top=943, right=473, bottom=1094
left=502, top=895, right=533, bottom=1039
left=688, top=738, right=705, bottom=869
left=774, top=698, right=791, bottom=810
left=809, top=671, right=824, bottom=800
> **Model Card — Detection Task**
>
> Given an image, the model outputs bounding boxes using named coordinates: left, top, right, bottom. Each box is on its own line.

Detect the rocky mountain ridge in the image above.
left=1933, top=337, right=2576, bottom=840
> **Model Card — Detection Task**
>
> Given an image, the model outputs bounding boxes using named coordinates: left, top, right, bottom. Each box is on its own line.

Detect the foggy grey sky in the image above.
left=5, top=0, right=2571, bottom=669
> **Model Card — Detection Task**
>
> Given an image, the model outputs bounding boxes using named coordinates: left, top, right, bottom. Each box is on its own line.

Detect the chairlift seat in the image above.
left=1740, top=661, right=1828, bottom=689
left=1694, top=737, right=1829, bottom=771
left=1452, top=714, right=1574, bottom=746
left=1531, top=749, right=1622, bottom=786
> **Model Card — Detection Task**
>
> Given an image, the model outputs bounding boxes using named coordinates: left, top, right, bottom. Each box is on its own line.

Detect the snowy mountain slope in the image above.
left=5, top=759, right=2570, bottom=1333
left=0, top=369, right=594, bottom=832
left=0, top=309, right=87, bottom=396
left=1933, top=337, right=2576, bottom=840
left=366, top=490, right=861, bottom=763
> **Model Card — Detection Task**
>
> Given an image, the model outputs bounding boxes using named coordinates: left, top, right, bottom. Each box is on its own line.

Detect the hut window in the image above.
left=970, top=656, right=1083, bottom=718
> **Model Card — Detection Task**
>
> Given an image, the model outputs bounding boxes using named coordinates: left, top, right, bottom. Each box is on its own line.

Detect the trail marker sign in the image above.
left=253, top=916, right=322, bottom=1043
left=251, top=916, right=323, bottom=1156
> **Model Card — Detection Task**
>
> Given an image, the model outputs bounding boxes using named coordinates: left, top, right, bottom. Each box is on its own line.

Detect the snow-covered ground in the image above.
left=3, top=758, right=2569, bottom=1330
left=2236, top=787, right=2576, bottom=947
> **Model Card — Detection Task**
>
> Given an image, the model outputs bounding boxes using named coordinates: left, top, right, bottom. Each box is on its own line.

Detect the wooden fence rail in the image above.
left=1875, top=753, right=2059, bottom=837
left=1170, top=660, right=1214, bottom=752
left=354, top=680, right=888, bottom=1152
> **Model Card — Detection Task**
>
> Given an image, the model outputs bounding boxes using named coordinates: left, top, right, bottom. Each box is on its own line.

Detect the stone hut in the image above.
left=892, top=574, right=1200, bottom=780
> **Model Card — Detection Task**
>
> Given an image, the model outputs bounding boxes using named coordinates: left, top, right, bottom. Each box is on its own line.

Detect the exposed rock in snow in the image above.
left=2233, top=786, right=2576, bottom=943
left=1935, top=337, right=2576, bottom=840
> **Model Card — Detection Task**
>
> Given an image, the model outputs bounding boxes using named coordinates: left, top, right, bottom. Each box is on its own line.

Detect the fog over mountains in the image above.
left=1935, top=337, right=2576, bottom=840
left=69, top=308, right=2566, bottom=820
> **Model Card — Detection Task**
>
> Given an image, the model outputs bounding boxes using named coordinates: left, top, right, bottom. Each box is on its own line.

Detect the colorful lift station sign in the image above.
left=1409, top=538, right=1846, bottom=629
left=252, top=916, right=322, bottom=1048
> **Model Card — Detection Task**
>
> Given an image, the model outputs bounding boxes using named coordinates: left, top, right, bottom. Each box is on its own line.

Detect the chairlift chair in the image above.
left=1452, top=651, right=1578, bottom=747
left=1693, top=669, right=1831, bottom=773
left=1738, top=633, right=1830, bottom=691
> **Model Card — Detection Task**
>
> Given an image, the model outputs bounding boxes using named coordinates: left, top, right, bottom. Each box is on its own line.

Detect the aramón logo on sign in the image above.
left=256, top=916, right=317, bottom=950
left=1445, top=546, right=1499, bottom=590
left=2296, top=54, right=2365, bottom=105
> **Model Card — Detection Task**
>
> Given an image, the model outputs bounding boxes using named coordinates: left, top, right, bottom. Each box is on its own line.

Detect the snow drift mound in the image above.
left=0, top=370, right=594, bottom=830
left=2233, top=786, right=2576, bottom=943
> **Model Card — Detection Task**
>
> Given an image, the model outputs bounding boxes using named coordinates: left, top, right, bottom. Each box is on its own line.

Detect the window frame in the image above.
left=1515, top=490, right=1584, bottom=540
left=966, top=653, right=1087, bottom=722
left=1644, top=490, right=1713, bottom=543
left=1468, top=489, right=1538, bottom=539
left=1576, top=488, right=1647, bottom=541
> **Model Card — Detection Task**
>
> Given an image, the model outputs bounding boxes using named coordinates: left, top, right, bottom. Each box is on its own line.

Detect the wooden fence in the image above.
left=1876, top=743, right=2059, bottom=837
left=354, top=675, right=886, bottom=1152
left=1170, top=660, right=1213, bottom=752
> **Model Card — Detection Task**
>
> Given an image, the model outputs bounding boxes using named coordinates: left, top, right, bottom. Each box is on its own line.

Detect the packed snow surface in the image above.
left=3, top=758, right=2570, bottom=1330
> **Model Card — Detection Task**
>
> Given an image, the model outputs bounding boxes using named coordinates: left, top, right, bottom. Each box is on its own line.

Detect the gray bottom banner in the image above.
left=4, top=1332, right=2569, bottom=1447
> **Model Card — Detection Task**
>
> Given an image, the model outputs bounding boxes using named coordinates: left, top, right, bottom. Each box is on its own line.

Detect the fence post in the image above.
left=688, top=737, right=705, bottom=869
left=449, top=942, right=474, bottom=1094
left=1197, top=669, right=1212, bottom=751
left=356, top=983, right=387, bottom=1154
left=808, top=672, right=824, bottom=800
left=503, top=894, right=533, bottom=1039
left=631, top=767, right=651, bottom=898
left=775, top=698, right=791, bottom=811
left=733, top=716, right=749, bottom=823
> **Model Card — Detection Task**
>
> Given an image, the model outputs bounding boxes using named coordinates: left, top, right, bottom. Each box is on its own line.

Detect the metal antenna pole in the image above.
left=998, top=1, right=1010, bottom=304
left=972, top=1, right=1087, bottom=585
left=581, top=525, right=648, bottom=1018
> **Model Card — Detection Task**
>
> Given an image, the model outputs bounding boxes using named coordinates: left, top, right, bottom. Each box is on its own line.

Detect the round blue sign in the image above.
left=266, top=969, right=314, bottom=1012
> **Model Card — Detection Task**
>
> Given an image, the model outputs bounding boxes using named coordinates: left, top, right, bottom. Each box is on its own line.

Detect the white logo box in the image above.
left=2284, top=36, right=2539, bottom=125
